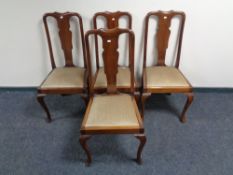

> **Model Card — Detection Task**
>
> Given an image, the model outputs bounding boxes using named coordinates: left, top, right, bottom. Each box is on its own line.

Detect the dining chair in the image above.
left=141, top=11, right=194, bottom=122
left=79, top=28, right=146, bottom=166
left=37, top=12, right=88, bottom=122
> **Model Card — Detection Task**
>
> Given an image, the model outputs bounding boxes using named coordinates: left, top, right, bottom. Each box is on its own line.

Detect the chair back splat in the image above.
left=85, top=28, right=135, bottom=94
left=93, top=11, right=132, bottom=69
left=143, top=11, right=185, bottom=68
left=43, top=12, right=86, bottom=68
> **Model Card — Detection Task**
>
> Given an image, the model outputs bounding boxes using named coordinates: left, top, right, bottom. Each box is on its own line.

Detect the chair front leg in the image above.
left=135, top=134, right=147, bottom=164
left=37, top=94, right=52, bottom=122
left=180, top=92, right=194, bottom=123
left=141, top=92, right=151, bottom=120
left=79, top=135, right=92, bottom=166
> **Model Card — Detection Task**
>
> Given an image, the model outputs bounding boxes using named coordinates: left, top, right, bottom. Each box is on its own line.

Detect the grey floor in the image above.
left=0, top=90, right=233, bottom=175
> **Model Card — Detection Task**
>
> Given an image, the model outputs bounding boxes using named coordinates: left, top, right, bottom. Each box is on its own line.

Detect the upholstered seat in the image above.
left=145, top=66, right=190, bottom=89
left=41, top=67, right=85, bottom=89
left=94, top=67, right=132, bottom=88
left=83, top=94, right=140, bottom=129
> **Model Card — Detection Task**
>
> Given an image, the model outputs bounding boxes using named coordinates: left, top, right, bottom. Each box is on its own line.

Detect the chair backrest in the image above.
left=143, top=11, right=185, bottom=68
left=43, top=12, right=86, bottom=69
left=85, top=28, right=135, bottom=95
left=93, top=11, right=132, bottom=69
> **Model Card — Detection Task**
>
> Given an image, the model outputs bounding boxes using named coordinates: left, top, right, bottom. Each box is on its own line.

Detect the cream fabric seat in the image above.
left=94, top=67, right=132, bottom=88
left=84, top=94, right=140, bottom=128
left=41, top=67, right=85, bottom=89
left=145, top=66, right=190, bottom=88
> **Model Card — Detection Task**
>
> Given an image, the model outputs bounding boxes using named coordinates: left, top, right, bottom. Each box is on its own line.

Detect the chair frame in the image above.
left=92, top=11, right=139, bottom=93
left=141, top=10, right=194, bottom=122
left=37, top=12, right=88, bottom=122
left=80, top=28, right=146, bottom=166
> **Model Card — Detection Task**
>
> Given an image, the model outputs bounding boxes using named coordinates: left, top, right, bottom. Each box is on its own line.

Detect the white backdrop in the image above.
left=0, top=0, right=233, bottom=87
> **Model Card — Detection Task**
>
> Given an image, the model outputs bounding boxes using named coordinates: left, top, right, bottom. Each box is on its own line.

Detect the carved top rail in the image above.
left=93, top=11, right=132, bottom=29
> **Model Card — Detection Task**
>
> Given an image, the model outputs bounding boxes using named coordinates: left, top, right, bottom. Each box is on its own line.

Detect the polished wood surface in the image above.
left=37, top=12, right=88, bottom=122
left=142, top=11, right=194, bottom=122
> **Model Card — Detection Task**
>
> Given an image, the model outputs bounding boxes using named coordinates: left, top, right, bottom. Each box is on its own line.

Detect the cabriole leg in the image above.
left=180, top=92, right=194, bottom=123
left=135, top=134, right=147, bottom=165
left=37, top=94, right=51, bottom=122
left=79, top=135, right=92, bottom=166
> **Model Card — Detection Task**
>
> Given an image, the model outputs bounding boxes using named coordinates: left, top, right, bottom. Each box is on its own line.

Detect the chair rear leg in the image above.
left=141, top=93, right=151, bottom=120
left=79, top=135, right=92, bottom=166
left=37, top=94, right=52, bottom=122
left=134, top=92, right=140, bottom=107
left=80, top=94, right=89, bottom=106
left=135, top=134, right=147, bottom=164
left=180, top=92, right=194, bottom=123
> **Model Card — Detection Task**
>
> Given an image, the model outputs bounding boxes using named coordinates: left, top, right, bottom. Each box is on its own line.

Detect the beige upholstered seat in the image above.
left=94, top=67, right=132, bottom=88
left=145, top=66, right=190, bottom=88
left=41, top=67, right=85, bottom=89
left=83, top=94, right=140, bottom=128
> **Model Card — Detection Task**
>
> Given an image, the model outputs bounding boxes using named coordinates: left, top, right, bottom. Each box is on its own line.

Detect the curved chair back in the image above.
left=143, top=11, right=185, bottom=68
left=93, top=11, right=132, bottom=69
left=43, top=12, right=86, bottom=69
left=85, top=28, right=135, bottom=94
